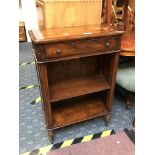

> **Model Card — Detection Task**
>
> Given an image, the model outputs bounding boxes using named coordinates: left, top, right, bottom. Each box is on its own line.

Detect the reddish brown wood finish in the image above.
left=106, top=0, right=113, bottom=27
left=52, top=94, right=108, bottom=129
left=37, top=64, right=52, bottom=126
left=28, top=24, right=123, bottom=44
left=44, top=37, right=120, bottom=59
left=119, top=0, right=135, bottom=57
left=35, top=63, right=53, bottom=140
left=104, top=52, right=120, bottom=111
left=120, top=29, right=135, bottom=56
left=124, top=0, right=130, bottom=31
left=50, top=75, right=110, bottom=102
left=29, top=24, right=123, bottom=140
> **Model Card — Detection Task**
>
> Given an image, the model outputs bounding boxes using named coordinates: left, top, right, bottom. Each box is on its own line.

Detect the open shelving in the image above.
left=45, top=53, right=115, bottom=129
left=50, top=75, right=110, bottom=102
left=52, top=93, right=108, bottom=129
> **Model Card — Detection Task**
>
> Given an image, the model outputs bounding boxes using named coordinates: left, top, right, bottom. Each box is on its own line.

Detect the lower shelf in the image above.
left=52, top=95, right=108, bottom=129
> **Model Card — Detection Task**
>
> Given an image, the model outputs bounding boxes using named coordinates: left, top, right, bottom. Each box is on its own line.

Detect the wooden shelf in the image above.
left=50, top=75, right=110, bottom=102
left=52, top=95, right=108, bottom=129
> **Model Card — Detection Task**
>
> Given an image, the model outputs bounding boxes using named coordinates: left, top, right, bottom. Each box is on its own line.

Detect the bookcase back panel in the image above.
left=47, top=56, right=100, bottom=84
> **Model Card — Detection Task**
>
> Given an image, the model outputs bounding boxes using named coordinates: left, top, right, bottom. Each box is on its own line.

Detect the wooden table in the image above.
left=29, top=24, right=123, bottom=141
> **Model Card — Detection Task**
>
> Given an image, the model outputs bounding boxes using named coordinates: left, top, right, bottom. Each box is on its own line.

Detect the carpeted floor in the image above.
left=19, top=42, right=135, bottom=154
left=47, top=129, right=135, bottom=155
left=20, top=129, right=134, bottom=155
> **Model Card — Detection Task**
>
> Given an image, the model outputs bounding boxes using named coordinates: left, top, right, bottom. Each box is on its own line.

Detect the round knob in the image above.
left=105, top=42, right=110, bottom=47
left=56, top=49, right=62, bottom=55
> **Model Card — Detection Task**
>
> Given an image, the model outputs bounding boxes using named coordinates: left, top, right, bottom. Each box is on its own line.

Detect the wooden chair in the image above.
left=115, top=0, right=135, bottom=109
left=116, top=61, right=135, bottom=109
left=120, top=0, right=135, bottom=57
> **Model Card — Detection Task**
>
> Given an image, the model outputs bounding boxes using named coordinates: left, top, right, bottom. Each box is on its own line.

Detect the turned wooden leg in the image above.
left=126, top=93, right=132, bottom=109
left=105, top=113, right=111, bottom=126
left=48, top=130, right=54, bottom=143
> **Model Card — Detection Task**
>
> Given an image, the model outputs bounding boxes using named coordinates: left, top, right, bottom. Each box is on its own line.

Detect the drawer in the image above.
left=44, top=37, right=119, bottom=59
left=44, top=43, right=73, bottom=58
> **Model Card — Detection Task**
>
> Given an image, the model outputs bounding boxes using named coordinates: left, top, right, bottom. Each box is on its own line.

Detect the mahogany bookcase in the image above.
left=29, top=25, right=123, bottom=140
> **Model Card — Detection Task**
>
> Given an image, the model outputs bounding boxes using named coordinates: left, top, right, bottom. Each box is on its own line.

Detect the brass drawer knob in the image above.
left=105, top=42, right=110, bottom=47
left=56, top=49, right=62, bottom=55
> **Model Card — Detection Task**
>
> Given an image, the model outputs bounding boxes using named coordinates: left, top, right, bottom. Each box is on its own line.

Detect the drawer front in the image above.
left=44, top=43, right=72, bottom=58
left=44, top=37, right=119, bottom=59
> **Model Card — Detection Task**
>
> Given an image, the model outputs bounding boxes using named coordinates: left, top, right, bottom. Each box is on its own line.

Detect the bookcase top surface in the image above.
left=29, top=24, right=124, bottom=44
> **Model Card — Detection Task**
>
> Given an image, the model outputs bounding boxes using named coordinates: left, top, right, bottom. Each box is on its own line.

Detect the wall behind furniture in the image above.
left=19, top=0, right=39, bottom=41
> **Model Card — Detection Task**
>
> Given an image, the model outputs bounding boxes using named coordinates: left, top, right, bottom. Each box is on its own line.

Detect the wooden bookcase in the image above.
left=29, top=24, right=123, bottom=140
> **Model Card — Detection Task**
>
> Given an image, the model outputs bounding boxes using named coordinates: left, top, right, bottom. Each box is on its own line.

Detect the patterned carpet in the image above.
left=19, top=42, right=135, bottom=154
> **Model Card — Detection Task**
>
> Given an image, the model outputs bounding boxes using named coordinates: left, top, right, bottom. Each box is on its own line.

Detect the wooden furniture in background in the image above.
left=120, top=0, right=135, bottom=56
left=19, top=21, right=27, bottom=42
left=118, top=28, right=135, bottom=108
left=29, top=25, right=123, bottom=140
left=120, top=28, right=135, bottom=56
left=111, top=0, right=134, bottom=29
left=36, top=0, right=113, bottom=29
left=116, top=0, right=135, bottom=109
left=111, top=0, right=135, bottom=56
left=116, top=61, right=135, bottom=109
